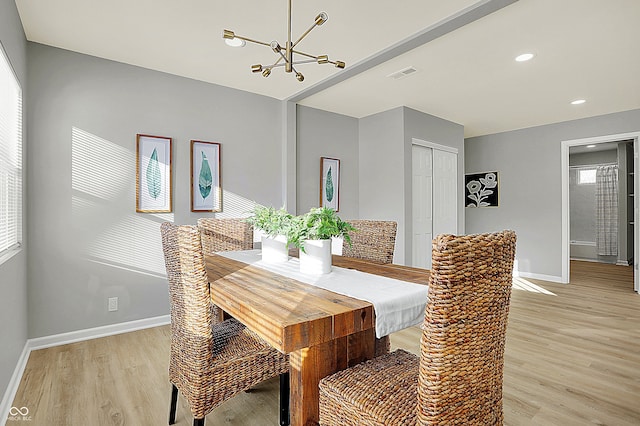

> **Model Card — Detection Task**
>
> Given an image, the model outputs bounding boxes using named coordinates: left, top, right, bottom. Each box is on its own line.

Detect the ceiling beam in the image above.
left=286, top=0, right=520, bottom=104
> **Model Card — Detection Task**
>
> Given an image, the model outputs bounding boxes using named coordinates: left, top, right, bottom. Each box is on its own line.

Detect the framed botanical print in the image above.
left=136, top=134, right=172, bottom=213
left=191, top=140, right=221, bottom=212
left=320, top=157, right=340, bottom=211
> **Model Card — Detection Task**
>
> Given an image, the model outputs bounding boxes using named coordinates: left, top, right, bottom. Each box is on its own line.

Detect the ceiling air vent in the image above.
left=386, top=66, right=418, bottom=80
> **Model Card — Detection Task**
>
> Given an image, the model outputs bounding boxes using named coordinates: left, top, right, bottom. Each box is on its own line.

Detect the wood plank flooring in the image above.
left=10, top=261, right=640, bottom=425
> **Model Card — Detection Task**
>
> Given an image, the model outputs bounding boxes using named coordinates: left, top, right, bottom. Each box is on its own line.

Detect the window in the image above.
left=0, top=43, right=22, bottom=255
left=578, top=168, right=596, bottom=185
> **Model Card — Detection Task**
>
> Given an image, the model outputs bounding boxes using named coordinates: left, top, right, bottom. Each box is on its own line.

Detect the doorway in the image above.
left=561, top=132, right=640, bottom=293
left=411, top=140, right=458, bottom=269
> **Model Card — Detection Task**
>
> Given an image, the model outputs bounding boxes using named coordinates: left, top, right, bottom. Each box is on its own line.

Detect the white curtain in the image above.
left=595, top=165, right=618, bottom=256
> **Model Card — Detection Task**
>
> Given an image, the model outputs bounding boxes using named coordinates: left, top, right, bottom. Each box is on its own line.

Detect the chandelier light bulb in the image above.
left=262, top=68, right=272, bottom=78
left=315, top=12, right=328, bottom=26
left=296, top=72, right=304, bottom=82
left=270, top=41, right=282, bottom=53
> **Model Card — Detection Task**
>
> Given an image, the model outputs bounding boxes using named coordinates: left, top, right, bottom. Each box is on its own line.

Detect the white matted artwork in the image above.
left=191, top=140, right=221, bottom=212
left=320, top=157, right=340, bottom=211
left=136, top=134, right=172, bottom=213
left=465, top=171, right=499, bottom=207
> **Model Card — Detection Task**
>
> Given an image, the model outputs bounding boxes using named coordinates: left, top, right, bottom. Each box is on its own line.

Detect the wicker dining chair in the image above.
left=161, top=223, right=290, bottom=426
left=342, top=220, right=397, bottom=264
left=319, top=230, right=517, bottom=425
left=198, top=217, right=253, bottom=253
left=197, top=218, right=253, bottom=323
left=342, top=220, right=398, bottom=357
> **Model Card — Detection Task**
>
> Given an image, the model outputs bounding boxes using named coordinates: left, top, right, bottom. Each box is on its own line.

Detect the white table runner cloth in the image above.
left=217, top=250, right=429, bottom=338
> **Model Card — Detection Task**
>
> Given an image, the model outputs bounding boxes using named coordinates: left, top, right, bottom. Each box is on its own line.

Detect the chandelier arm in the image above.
left=275, top=50, right=290, bottom=67
left=267, top=56, right=285, bottom=70
left=233, top=35, right=272, bottom=48
left=268, top=59, right=316, bottom=69
left=291, top=49, right=345, bottom=67
left=292, top=22, right=319, bottom=48
left=291, top=59, right=317, bottom=65
left=290, top=49, right=318, bottom=60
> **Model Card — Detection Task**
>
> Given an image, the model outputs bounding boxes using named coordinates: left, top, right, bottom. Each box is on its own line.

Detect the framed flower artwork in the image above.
left=465, top=171, right=499, bottom=207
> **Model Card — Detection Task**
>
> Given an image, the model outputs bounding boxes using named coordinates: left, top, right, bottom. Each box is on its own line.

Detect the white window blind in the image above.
left=0, top=44, right=22, bottom=255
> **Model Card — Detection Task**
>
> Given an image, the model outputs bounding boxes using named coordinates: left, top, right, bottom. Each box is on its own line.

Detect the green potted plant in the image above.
left=246, top=205, right=292, bottom=263
left=288, top=207, right=355, bottom=274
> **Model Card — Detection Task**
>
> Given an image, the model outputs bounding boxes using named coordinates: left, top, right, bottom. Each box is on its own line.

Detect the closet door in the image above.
left=412, top=144, right=458, bottom=269
left=412, top=145, right=433, bottom=269
left=433, top=149, right=458, bottom=237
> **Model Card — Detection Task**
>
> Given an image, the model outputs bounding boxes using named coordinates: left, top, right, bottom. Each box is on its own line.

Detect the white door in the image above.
left=412, top=144, right=458, bottom=269
left=412, top=145, right=432, bottom=269
left=433, top=149, right=458, bottom=237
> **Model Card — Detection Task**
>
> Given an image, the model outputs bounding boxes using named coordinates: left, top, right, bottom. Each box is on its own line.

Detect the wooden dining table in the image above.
left=203, top=252, right=429, bottom=426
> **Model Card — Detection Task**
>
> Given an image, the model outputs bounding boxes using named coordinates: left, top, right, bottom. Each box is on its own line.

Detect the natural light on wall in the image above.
left=71, top=127, right=171, bottom=277
left=0, top=43, right=23, bottom=258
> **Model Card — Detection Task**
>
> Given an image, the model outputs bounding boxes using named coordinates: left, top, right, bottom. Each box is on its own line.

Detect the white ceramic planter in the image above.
left=261, top=235, right=289, bottom=263
left=299, top=239, right=332, bottom=274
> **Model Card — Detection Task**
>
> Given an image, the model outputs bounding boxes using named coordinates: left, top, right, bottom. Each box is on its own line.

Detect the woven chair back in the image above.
left=161, top=223, right=213, bottom=396
left=197, top=218, right=253, bottom=254
left=342, top=220, right=397, bottom=264
left=417, top=230, right=516, bottom=425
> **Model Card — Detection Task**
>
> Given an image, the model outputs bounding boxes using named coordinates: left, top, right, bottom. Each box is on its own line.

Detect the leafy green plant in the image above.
left=246, top=205, right=293, bottom=237
left=288, top=207, right=355, bottom=251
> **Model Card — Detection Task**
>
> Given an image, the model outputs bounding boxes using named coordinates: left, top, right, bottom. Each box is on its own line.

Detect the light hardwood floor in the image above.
left=10, top=261, right=640, bottom=425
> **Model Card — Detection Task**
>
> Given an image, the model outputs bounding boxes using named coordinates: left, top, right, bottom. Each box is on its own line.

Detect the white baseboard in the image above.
left=0, top=315, right=170, bottom=425
left=514, top=270, right=564, bottom=283
left=0, top=342, right=29, bottom=426
left=28, top=315, right=170, bottom=351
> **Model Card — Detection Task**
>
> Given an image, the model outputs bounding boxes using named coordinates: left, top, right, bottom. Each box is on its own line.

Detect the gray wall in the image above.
left=359, top=107, right=464, bottom=265
left=465, top=109, right=640, bottom=279
left=296, top=105, right=359, bottom=218
left=26, top=43, right=283, bottom=338
left=359, top=108, right=406, bottom=262
left=0, top=0, right=28, bottom=406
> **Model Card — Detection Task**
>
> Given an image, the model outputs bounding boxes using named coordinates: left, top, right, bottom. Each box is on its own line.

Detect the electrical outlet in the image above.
left=108, top=297, right=118, bottom=312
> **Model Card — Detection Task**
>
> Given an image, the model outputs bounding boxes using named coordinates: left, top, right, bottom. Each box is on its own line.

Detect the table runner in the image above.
left=217, top=250, right=429, bottom=338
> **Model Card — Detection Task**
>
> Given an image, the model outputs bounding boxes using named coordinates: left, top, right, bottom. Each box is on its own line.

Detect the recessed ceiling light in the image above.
left=515, top=53, right=534, bottom=62
left=225, top=38, right=246, bottom=47
left=586, top=144, right=596, bottom=148
left=571, top=99, right=586, bottom=105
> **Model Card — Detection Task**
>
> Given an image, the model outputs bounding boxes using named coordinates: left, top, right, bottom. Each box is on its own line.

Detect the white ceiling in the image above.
left=14, top=0, right=640, bottom=137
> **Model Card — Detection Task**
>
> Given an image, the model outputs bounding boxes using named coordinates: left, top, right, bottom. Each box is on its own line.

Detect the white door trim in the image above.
left=412, top=138, right=459, bottom=154
left=561, top=131, right=640, bottom=289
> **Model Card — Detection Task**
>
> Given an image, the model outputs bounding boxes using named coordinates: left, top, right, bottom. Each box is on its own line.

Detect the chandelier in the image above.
left=223, top=0, right=345, bottom=82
